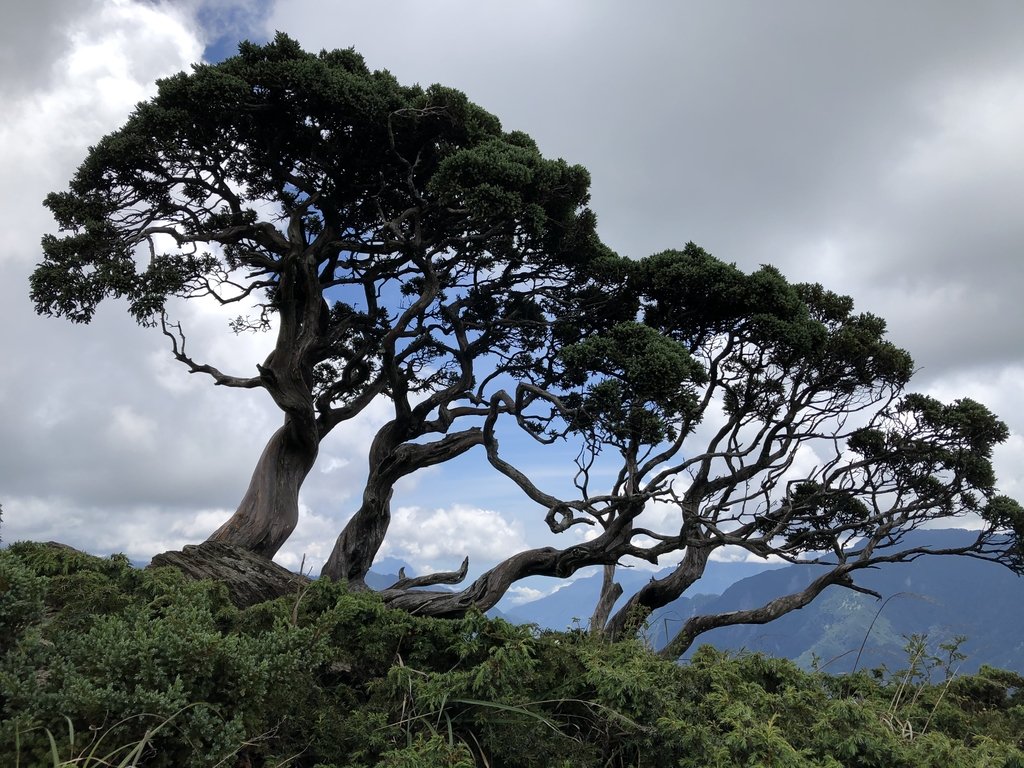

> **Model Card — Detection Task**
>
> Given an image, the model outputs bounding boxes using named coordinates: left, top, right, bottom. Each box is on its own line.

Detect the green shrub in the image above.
left=0, top=549, right=45, bottom=652
left=2, top=541, right=1023, bottom=767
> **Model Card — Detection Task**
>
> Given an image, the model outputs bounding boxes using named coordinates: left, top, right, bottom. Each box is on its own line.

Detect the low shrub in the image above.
left=2, top=541, right=1023, bottom=767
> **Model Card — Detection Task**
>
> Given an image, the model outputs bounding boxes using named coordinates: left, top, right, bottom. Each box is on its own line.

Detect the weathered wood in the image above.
left=206, top=422, right=318, bottom=558
left=149, top=541, right=309, bottom=608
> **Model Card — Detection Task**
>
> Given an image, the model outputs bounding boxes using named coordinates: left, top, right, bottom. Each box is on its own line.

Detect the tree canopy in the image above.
left=375, top=244, right=1023, bottom=656
left=32, top=36, right=1023, bottom=654
left=33, top=33, right=609, bottom=576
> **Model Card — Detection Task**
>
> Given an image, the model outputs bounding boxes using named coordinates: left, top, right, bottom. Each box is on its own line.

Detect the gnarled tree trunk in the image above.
left=150, top=541, right=310, bottom=608
left=378, top=541, right=623, bottom=617
left=207, top=419, right=318, bottom=558
left=590, top=563, right=623, bottom=633
left=658, top=565, right=867, bottom=659
left=320, top=468, right=395, bottom=584
left=603, top=543, right=712, bottom=640
left=321, top=425, right=484, bottom=583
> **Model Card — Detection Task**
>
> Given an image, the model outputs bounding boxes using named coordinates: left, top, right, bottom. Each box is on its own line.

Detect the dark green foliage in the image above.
left=33, top=31, right=601, bottom=344
left=559, top=321, right=705, bottom=444
left=2, top=543, right=1023, bottom=767
left=32, top=33, right=614, bottom=578
left=0, top=549, right=45, bottom=654
left=525, top=235, right=1018, bottom=659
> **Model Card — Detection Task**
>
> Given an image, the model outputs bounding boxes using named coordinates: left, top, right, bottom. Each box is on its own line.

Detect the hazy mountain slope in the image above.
left=505, top=560, right=787, bottom=630
left=649, top=530, right=1024, bottom=674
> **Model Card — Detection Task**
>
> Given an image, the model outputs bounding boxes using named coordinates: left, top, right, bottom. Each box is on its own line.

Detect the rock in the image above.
left=148, top=541, right=310, bottom=608
left=43, top=541, right=85, bottom=553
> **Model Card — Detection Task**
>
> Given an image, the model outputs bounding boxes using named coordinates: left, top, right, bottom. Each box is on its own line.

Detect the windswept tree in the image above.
left=367, top=245, right=1023, bottom=649
left=32, top=34, right=607, bottom=569
left=33, top=38, right=1021, bottom=640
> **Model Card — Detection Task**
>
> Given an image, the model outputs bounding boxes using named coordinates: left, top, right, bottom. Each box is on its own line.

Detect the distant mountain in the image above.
left=500, top=530, right=1024, bottom=675
left=365, top=556, right=410, bottom=590
left=645, top=529, right=1024, bottom=674
left=502, top=559, right=787, bottom=630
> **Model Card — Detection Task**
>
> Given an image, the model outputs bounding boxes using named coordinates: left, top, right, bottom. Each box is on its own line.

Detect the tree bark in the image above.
left=657, top=565, right=866, bottom=660
left=320, top=426, right=485, bottom=583
left=603, top=544, right=712, bottom=640
left=590, top=563, right=622, bottom=633
left=320, top=467, right=395, bottom=584
left=150, top=541, right=310, bottom=608
left=377, top=539, right=623, bottom=618
left=206, top=420, right=318, bottom=558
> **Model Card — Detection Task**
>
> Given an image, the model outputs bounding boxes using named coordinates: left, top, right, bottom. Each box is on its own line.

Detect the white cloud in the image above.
left=894, top=73, right=1024, bottom=197
left=273, top=503, right=342, bottom=572
left=504, top=584, right=573, bottom=607
left=318, top=457, right=351, bottom=475
left=0, top=3, right=267, bottom=553
left=105, top=405, right=158, bottom=450
left=0, top=3, right=201, bottom=216
left=708, top=546, right=787, bottom=565
left=0, top=495, right=230, bottom=561
left=504, top=586, right=546, bottom=605
left=376, top=504, right=529, bottom=575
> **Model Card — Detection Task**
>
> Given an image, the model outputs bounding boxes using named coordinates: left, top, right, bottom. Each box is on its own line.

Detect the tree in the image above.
left=365, top=245, right=1023, bottom=654
left=34, top=38, right=1022, bottom=645
left=32, top=34, right=607, bottom=575
left=552, top=246, right=1022, bottom=655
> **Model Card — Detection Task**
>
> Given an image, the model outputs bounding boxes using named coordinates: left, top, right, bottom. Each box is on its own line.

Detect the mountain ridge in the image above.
left=501, top=529, right=1024, bottom=674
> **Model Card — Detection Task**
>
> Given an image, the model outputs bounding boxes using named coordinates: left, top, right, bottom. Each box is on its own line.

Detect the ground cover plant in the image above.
left=2, top=543, right=1023, bottom=767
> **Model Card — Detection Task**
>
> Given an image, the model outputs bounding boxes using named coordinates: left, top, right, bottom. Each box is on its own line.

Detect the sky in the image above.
left=2, top=0, right=1024, bottom=603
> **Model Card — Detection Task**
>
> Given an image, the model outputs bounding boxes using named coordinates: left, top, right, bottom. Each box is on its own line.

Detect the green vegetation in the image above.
left=3, top=543, right=1023, bottom=767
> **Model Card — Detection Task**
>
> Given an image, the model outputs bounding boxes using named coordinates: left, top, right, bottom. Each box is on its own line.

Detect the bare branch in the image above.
left=387, top=557, right=469, bottom=590
left=160, top=314, right=262, bottom=389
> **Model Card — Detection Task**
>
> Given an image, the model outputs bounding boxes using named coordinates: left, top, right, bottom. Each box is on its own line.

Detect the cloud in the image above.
left=0, top=2, right=264, bottom=553
left=794, top=66, right=1024, bottom=379
left=0, top=3, right=201, bottom=179
left=273, top=503, right=344, bottom=572
left=375, top=504, right=530, bottom=576
left=264, top=2, right=1024, bottom=382
left=2, top=495, right=234, bottom=562
left=504, top=586, right=546, bottom=606
left=0, top=0, right=104, bottom=98
left=4, top=1, right=1024, bottom=580
left=503, top=584, right=573, bottom=607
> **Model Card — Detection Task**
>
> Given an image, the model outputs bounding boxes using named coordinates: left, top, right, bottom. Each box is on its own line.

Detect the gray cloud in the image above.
left=0, top=2, right=247, bottom=554
left=4, top=1, right=1024, bottom=569
left=0, top=0, right=105, bottom=96
left=267, top=1, right=1024, bottom=379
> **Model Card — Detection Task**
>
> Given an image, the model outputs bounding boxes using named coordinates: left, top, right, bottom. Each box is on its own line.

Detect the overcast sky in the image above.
left=3, top=0, right=1023, bottom=599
